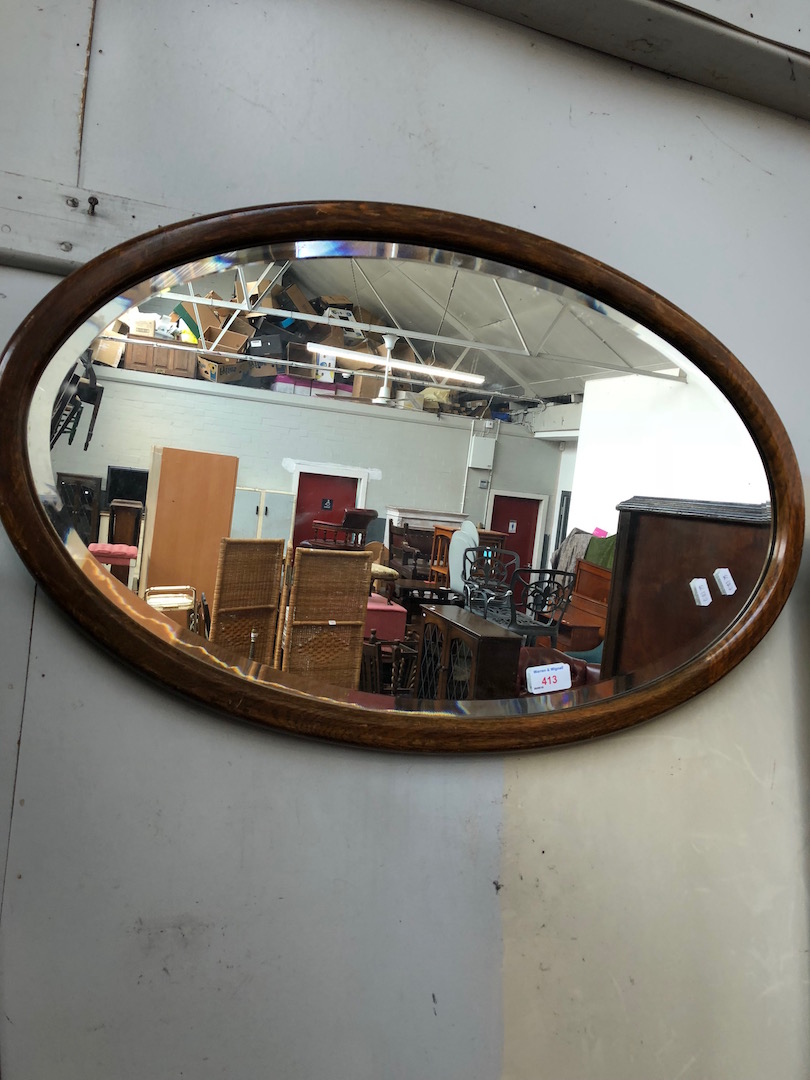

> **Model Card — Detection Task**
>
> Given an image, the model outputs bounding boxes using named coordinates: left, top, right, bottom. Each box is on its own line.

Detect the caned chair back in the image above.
left=280, top=548, right=373, bottom=689
left=209, top=538, right=285, bottom=666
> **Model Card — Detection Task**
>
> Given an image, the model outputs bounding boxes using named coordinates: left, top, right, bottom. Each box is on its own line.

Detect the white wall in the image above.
left=48, top=370, right=562, bottom=527
left=568, top=368, right=770, bottom=534
left=1, top=2, right=808, bottom=1079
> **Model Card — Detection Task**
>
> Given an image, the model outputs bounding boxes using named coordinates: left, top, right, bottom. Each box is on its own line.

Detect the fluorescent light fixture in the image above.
left=306, top=342, right=486, bottom=386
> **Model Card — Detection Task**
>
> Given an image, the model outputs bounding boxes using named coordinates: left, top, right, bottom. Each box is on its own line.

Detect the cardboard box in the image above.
left=324, top=306, right=362, bottom=338
left=322, top=340, right=384, bottom=374
left=318, top=294, right=352, bottom=311
left=276, top=283, right=319, bottom=327
left=234, top=277, right=276, bottom=306
left=175, top=292, right=226, bottom=338
left=395, top=390, right=424, bottom=411
left=274, top=374, right=317, bottom=396
left=196, top=356, right=249, bottom=384
left=246, top=360, right=278, bottom=378
left=352, top=305, right=384, bottom=345
left=91, top=320, right=128, bottom=367
left=390, top=340, right=417, bottom=365
left=175, top=296, right=219, bottom=338
left=286, top=341, right=318, bottom=379
left=314, top=354, right=335, bottom=383
left=200, top=326, right=250, bottom=355
left=310, top=323, right=344, bottom=348
left=224, top=314, right=255, bottom=339
left=352, top=374, right=387, bottom=399
left=131, top=315, right=158, bottom=338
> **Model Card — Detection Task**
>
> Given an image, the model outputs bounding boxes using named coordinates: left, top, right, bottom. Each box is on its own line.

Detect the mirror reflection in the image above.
left=33, top=240, right=771, bottom=711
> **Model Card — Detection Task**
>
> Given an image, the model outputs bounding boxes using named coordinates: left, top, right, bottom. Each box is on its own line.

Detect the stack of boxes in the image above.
left=87, top=275, right=505, bottom=416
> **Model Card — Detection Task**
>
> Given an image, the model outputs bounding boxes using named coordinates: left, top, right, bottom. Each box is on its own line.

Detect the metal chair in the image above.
left=461, top=545, right=521, bottom=620
left=490, top=567, right=575, bottom=647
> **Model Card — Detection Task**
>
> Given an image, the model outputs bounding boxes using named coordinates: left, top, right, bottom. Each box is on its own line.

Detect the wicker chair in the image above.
left=209, top=538, right=285, bottom=666
left=277, top=548, right=373, bottom=689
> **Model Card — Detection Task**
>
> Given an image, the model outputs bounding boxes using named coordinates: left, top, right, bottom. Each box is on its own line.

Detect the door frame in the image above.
left=484, top=487, right=548, bottom=568
left=288, top=459, right=372, bottom=549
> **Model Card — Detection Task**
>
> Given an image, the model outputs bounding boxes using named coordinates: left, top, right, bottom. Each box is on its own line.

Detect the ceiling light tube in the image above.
left=306, top=342, right=486, bottom=385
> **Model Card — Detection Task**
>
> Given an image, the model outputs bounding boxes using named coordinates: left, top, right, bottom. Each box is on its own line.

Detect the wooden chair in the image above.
left=277, top=548, right=373, bottom=689
left=302, top=508, right=378, bottom=550
left=209, top=538, right=285, bottom=666
left=388, top=523, right=433, bottom=580
left=365, top=542, right=399, bottom=601
left=360, top=629, right=420, bottom=697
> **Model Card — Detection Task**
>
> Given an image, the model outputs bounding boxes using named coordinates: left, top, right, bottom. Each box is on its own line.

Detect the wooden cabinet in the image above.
left=231, top=487, right=295, bottom=545
left=558, top=559, right=611, bottom=652
left=140, top=447, right=239, bottom=607
left=601, top=496, right=771, bottom=680
left=122, top=340, right=197, bottom=379
left=417, top=604, right=521, bottom=701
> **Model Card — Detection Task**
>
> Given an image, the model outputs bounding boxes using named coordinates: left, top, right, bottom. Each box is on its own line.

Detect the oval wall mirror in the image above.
left=0, top=202, right=803, bottom=751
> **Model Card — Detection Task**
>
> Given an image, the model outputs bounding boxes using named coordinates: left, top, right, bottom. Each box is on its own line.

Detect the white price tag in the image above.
left=526, top=662, right=572, bottom=694
left=713, top=567, right=737, bottom=596
left=690, top=577, right=712, bottom=606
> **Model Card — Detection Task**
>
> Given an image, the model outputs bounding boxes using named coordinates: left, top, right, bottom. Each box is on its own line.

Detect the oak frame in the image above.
left=0, top=201, right=803, bottom=752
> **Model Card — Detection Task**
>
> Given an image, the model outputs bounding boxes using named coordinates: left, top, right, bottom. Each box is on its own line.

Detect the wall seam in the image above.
left=75, top=0, right=99, bottom=190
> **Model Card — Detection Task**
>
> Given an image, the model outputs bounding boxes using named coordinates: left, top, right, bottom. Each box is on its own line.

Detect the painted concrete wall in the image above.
left=0, top=2, right=808, bottom=1079
left=681, top=0, right=808, bottom=47
left=568, top=368, right=770, bottom=535
left=48, top=369, right=561, bottom=529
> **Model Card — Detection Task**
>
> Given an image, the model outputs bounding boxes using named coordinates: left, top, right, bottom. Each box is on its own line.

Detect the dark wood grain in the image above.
left=601, top=498, right=773, bottom=681
left=0, top=201, right=804, bottom=752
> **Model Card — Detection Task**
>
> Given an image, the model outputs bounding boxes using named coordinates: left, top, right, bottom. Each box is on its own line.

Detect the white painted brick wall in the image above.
left=50, top=371, right=562, bottom=524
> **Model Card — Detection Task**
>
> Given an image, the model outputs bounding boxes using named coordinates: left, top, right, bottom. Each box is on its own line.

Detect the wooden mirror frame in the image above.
left=0, top=201, right=804, bottom=752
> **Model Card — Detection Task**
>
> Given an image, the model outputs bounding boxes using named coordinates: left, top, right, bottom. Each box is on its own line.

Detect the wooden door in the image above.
left=146, top=447, right=239, bottom=604
left=490, top=494, right=540, bottom=568
left=292, top=472, right=358, bottom=552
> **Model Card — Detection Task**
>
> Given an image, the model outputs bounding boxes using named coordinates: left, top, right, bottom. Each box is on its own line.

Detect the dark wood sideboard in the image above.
left=417, top=604, right=522, bottom=701
left=600, top=496, right=772, bottom=681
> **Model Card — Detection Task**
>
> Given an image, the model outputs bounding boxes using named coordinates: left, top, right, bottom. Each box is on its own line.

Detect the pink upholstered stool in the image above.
left=364, top=593, right=407, bottom=641
left=88, top=543, right=138, bottom=585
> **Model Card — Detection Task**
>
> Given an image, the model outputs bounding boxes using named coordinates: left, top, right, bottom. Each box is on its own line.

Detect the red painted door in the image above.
left=292, top=473, right=359, bottom=552
left=490, top=495, right=540, bottom=569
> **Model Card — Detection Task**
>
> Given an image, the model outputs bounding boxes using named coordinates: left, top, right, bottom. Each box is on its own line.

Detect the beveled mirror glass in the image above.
left=0, top=202, right=803, bottom=751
